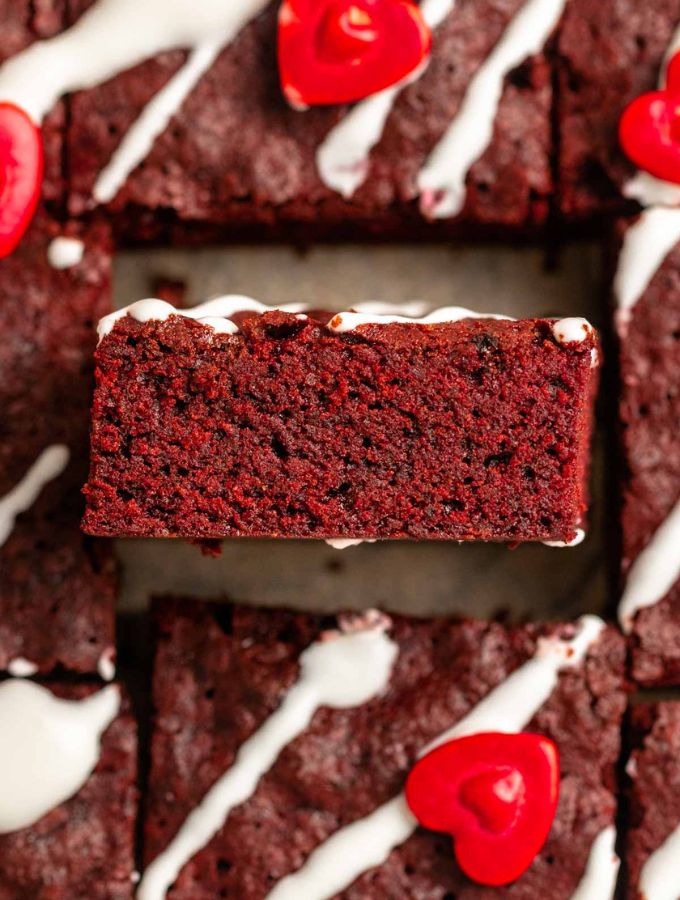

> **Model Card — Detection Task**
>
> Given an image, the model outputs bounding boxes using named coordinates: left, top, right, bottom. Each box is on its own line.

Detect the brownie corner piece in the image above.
left=0, top=208, right=116, bottom=675
left=625, top=701, right=680, bottom=899
left=84, top=302, right=599, bottom=544
left=0, top=679, right=138, bottom=898
left=141, top=599, right=624, bottom=898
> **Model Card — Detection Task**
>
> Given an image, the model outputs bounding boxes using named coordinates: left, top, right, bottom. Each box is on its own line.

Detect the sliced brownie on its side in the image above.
left=615, top=212, right=680, bottom=686
left=625, top=702, right=680, bottom=899
left=0, top=210, right=117, bottom=676
left=139, top=598, right=625, bottom=899
left=0, top=680, right=137, bottom=899
left=84, top=299, right=600, bottom=544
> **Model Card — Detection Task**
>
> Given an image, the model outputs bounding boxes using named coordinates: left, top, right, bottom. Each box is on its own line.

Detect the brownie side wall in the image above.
left=83, top=314, right=598, bottom=542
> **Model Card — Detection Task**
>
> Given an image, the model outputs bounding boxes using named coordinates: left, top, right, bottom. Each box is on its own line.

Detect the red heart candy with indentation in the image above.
left=620, top=51, right=680, bottom=184
left=278, top=0, right=431, bottom=108
left=405, top=732, right=560, bottom=886
left=0, top=102, right=42, bottom=258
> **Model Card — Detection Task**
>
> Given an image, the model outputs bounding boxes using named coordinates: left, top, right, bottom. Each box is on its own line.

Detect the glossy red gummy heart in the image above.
left=0, top=103, right=42, bottom=258
left=405, top=732, right=560, bottom=886
left=620, top=51, right=680, bottom=184
left=278, top=0, right=431, bottom=108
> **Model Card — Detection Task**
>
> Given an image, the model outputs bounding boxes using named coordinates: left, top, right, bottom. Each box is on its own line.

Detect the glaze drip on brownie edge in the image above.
left=266, top=615, right=605, bottom=900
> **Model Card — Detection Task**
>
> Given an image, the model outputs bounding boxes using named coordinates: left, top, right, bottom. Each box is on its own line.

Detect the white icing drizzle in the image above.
left=267, top=615, right=605, bottom=900
left=98, top=295, right=307, bottom=342
left=622, top=21, right=680, bottom=209
left=0, top=681, right=120, bottom=833
left=417, top=0, right=566, bottom=219
left=7, top=658, right=38, bottom=678
left=137, top=614, right=398, bottom=900
left=325, top=539, right=377, bottom=549
left=638, top=816, right=680, bottom=900
left=551, top=318, right=593, bottom=345
left=613, top=207, right=680, bottom=332
left=543, top=527, right=586, bottom=548
left=316, top=0, right=454, bottom=198
left=618, top=495, right=680, bottom=633
left=570, top=826, right=619, bottom=900
left=0, top=445, right=70, bottom=547
left=98, top=296, right=517, bottom=342
left=328, top=305, right=513, bottom=333
left=47, top=236, right=85, bottom=269
left=98, top=647, right=117, bottom=682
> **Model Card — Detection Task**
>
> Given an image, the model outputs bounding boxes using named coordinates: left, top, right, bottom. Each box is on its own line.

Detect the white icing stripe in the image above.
left=267, top=615, right=605, bottom=900
left=93, top=40, right=223, bottom=203
left=316, top=0, right=454, bottom=198
left=0, top=0, right=269, bottom=125
left=638, top=819, right=680, bottom=900
left=7, top=658, right=38, bottom=678
left=0, top=681, right=120, bottom=833
left=137, top=614, right=398, bottom=900
left=613, top=207, right=680, bottom=331
left=97, top=295, right=307, bottom=341
left=570, top=827, right=619, bottom=900
left=328, top=306, right=514, bottom=333
left=618, top=496, right=680, bottom=633
left=0, top=445, right=70, bottom=547
left=417, top=0, right=566, bottom=219
left=98, top=296, right=524, bottom=342
left=622, top=21, right=680, bottom=209
left=47, top=236, right=85, bottom=269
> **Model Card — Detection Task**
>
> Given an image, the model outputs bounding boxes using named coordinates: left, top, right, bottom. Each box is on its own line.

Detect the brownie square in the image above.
left=141, top=598, right=625, bottom=898
left=65, top=0, right=553, bottom=239
left=556, top=0, right=680, bottom=220
left=0, top=681, right=138, bottom=899
left=615, top=216, right=680, bottom=686
left=0, top=210, right=117, bottom=675
left=0, top=0, right=67, bottom=205
left=625, top=702, right=680, bottom=899
left=84, top=305, right=599, bottom=544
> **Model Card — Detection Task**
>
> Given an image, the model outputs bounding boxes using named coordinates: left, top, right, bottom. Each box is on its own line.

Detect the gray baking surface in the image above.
left=113, top=241, right=610, bottom=621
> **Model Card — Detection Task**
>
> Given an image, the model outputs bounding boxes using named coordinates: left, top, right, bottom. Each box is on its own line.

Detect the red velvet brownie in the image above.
left=0, top=679, right=137, bottom=899
left=625, top=703, right=680, bottom=899
left=0, top=0, right=66, bottom=207
left=83, top=300, right=600, bottom=543
left=614, top=214, right=680, bottom=686
left=0, top=210, right=117, bottom=675
left=140, top=598, right=625, bottom=899
left=0, top=0, right=559, bottom=241
left=557, top=0, right=680, bottom=220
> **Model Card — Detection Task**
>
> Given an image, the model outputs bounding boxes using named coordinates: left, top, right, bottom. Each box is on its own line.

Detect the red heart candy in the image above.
left=0, top=102, right=42, bottom=258
left=620, top=51, right=680, bottom=184
left=405, top=732, right=560, bottom=887
left=278, top=0, right=431, bottom=108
